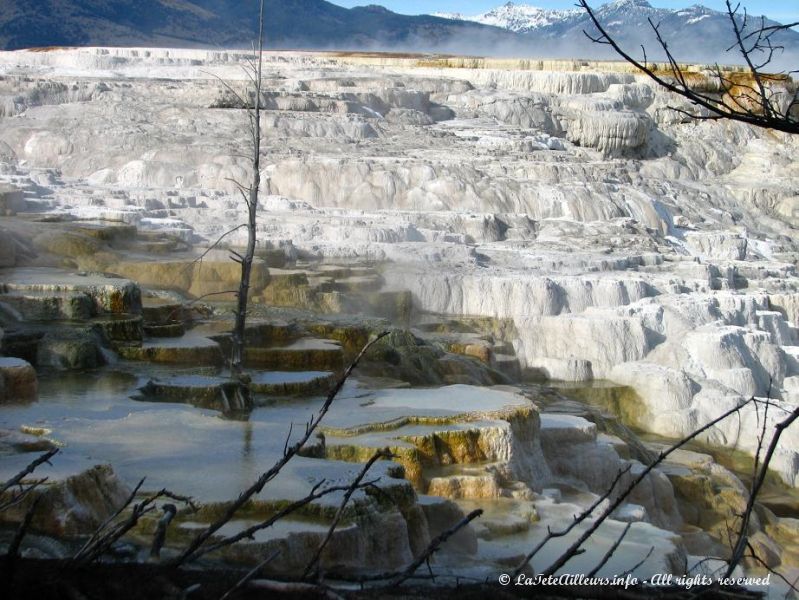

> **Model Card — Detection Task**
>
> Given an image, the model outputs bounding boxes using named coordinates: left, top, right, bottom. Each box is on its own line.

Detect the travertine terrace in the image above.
left=0, top=47, right=798, bottom=589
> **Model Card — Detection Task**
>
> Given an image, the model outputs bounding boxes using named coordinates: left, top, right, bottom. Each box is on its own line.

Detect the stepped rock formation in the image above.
left=1, top=47, right=799, bottom=588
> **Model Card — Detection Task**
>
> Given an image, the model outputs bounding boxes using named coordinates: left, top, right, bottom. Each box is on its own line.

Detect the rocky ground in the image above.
left=0, top=47, right=798, bottom=596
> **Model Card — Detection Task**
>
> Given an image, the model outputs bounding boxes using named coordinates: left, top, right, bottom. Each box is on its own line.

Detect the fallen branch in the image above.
left=219, top=550, right=281, bottom=600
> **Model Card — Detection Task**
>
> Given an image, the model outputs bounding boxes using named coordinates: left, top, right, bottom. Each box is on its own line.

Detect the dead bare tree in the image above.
left=229, top=0, right=266, bottom=385
left=579, top=0, right=799, bottom=134
left=186, top=0, right=268, bottom=410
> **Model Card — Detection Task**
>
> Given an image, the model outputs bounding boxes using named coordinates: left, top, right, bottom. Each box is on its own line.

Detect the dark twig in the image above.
left=725, top=403, right=799, bottom=577
left=0, top=449, right=59, bottom=497
left=73, top=488, right=194, bottom=565
left=5, top=496, right=41, bottom=582
left=73, top=478, right=145, bottom=560
left=621, top=546, right=655, bottom=578
left=171, top=331, right=390, bottom=566
left=302, top=449, right=392, bottom=579
left=181, top=224, right=249, bottom=276
left=578, top=1, right=799, bottom=134
left=513, top=464, right=632, bottom=577
left=389, top=509, right=483, bottom=587
left=195, top=479, right=379, bottom=559
left=0, top=477, right=48, bottom=513
left=219, top=550, right=281, bottom=600
left=587, top=522, right=632, bottom=577
left=538, top=396, right=757, bottom=577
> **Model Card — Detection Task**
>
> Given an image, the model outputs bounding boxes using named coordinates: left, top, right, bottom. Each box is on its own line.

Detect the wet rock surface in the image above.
left=0, top=357, right=37, bottom=402
left=0, top=47, right=797, bottom=590
left=0, top=464, right=132, bottom=537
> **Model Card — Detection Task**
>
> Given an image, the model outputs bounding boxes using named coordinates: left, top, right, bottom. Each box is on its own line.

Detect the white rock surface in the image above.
left=1, top=47, right=798, bottom=486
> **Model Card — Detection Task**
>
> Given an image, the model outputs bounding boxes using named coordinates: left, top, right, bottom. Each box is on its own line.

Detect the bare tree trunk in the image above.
left=230, top=0, right=265, bottom=396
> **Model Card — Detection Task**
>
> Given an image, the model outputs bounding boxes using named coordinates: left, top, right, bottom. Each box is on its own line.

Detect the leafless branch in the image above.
left=6, top=496, right=40, bottom=563
left=171, top=331, right=391, bottom=566
left=389, top=509, right=483, bottom=587
left=538, top=396, right=757, bottom=577
left=73, top=487, right=194, bottom=565
left=0, top=449, right=59, bottom=498
left=219, top=550, right=281, bottom=600
left=73, top=477, right=145, bottom=560
left=180, top=224, right=248, bottom=276
left=303, top=448, right=392, bottom=579
left=725, top=402, right=799, bottom=577
left=196, top=478, right=380, bottom=559
left=513, top=464, right=632, bottom=577
left=578, top=1, right=799, bottom=134
left=587, top=522, right=632, bottom=577
left=621, top=546, right=655, bottom=578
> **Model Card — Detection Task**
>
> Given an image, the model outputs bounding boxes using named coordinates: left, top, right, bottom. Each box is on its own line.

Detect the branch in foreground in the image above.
left=172, top=331, right=391, bottom=566
left=725, top=403, right=799, bottom=577
left=512, top=464, right=632, bottom=577
left=197, top=479, right=380, bottom=559
left=0, top=448, right=59, bottom=499
left=578, top=0, right=799, bottom=135
left=219, top=550, right=281, bottom=600
left=389, top=508, right=483, bottom=587
left=535, top=396, right=756, bottom=577
left=4, top=496, right=41, bottom=587
left=587, top=522, right=632, bottom=577
left=73, top=487, right=195, bottom=565
left=303, top=448, right=393, bottom=579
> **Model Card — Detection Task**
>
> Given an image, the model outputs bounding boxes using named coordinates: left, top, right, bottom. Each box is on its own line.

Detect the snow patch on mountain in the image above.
left=434, top=2, right=581, bottom=33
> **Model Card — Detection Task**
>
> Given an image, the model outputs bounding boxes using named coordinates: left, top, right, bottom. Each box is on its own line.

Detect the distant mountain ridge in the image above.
left=0, top=0, right=513, bottom=52
left=434, top=2, right=582, bottom=33
left=0, top=0, right=797, bottom=66
left=434, top=0, right=799, bottom=65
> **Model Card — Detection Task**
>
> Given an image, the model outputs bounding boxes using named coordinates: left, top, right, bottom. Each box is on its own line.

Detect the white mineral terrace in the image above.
left=0, top=47, right=798, bottom=591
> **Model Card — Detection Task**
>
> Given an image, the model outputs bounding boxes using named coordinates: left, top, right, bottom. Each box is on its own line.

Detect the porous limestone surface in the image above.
left=0, top=47, right=798, bottom=485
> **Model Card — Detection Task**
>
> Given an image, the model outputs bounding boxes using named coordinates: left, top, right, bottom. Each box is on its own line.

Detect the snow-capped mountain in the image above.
left=434, top=2, right=581, bottom=33
left=434, top=0, right=799, bottom=65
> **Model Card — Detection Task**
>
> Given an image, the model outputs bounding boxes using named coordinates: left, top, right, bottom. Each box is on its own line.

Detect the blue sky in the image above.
left=330, top=1, right=799, bottom=23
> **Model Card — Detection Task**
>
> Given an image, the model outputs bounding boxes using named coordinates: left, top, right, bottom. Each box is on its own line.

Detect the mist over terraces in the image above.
left=0, top=21, right=799, bottom=600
